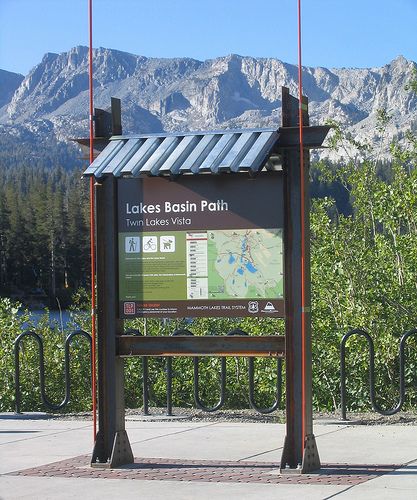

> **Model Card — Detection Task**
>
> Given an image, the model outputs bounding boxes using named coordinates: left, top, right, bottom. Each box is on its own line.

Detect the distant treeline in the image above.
left=0, top=133, right=83, bottom=170
left=0, top=164, right=90, bottom=307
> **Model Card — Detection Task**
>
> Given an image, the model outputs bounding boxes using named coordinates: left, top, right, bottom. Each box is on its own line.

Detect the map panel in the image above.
left=207, top=229, right=283, bottom=299
left=119, top=228, right=283, bottom=305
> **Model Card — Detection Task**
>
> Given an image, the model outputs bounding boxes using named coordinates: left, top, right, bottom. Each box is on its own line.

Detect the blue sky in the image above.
left=1, top=0, right=416, bottom=75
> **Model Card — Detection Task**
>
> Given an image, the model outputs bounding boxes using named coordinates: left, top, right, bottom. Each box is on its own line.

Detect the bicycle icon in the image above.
left=143, top=236, right=157, bottom=253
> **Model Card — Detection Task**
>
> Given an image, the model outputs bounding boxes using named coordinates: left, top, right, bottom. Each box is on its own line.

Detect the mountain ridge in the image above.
left=0, top=69, right=24, bottom=109
left=1, top=46, right=416, bottom=167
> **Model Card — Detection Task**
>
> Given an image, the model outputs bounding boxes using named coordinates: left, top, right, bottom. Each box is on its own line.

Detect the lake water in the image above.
left=19, top=310, right=84, bottom=330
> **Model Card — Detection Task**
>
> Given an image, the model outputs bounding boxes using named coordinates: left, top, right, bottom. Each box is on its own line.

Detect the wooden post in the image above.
left=280, top=87, right=320, bottom=473
left=91, top=175, right=133, bottom=468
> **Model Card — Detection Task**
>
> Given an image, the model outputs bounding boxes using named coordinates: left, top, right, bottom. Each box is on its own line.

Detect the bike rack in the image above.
left=165, top=329, right=227, bottom=414
left=14, top=329, right=92, bottom=413
left=162, top=327, right=283, bottom=415
left=340, top=328, right=417, bottom=419
left=14, top=327, right=283, bottom=416
left=227, top=328, right=283, bottom=414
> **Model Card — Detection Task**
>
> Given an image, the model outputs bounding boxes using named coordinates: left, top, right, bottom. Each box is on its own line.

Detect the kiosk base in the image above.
left=91, top=430, right=134, bottom=468
left=280, top=434, right=321, bottom=474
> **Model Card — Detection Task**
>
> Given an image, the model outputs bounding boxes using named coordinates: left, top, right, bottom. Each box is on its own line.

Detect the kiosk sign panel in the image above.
left=118, top=173, right=284, bottom=318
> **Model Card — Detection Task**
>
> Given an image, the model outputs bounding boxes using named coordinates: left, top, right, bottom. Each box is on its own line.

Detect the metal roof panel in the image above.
left=240, top=131, right=279, bottom=171
left=101, top=138, right=143, bottom=176
left=179, top=134, right=219, bottom=173
left=120, top=137, right=161, bottom=176
left=218, top=132, right=259, bottom=172
left=83, top=140, right=125, bottom=177
left=83, top=127, right=282, bottom=178
left=157, top=135, right=201, bottom=175
left=139, top=136, right=181, bottom=175
left=198, top=133, right=238, bottom=173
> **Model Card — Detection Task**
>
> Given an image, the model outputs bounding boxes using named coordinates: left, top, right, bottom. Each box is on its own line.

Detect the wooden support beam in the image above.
left=279, top=86, right=321, bottom=473
left=277, top=126, right=331, bottom=149
left=91, top=176, right=133, bottom=468
left=117, top=335, right=285, bottom=358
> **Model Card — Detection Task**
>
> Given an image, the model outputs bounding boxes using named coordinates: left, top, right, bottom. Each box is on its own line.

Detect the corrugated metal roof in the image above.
left=83, top=128, right=280, bottom=178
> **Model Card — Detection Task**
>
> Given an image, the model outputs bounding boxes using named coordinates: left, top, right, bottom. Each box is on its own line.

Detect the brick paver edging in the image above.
left=7, top=455, right=401, bottom=485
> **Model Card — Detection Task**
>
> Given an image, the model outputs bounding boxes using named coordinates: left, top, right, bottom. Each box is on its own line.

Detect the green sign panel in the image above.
left=118, top=173, right=284, bottom=318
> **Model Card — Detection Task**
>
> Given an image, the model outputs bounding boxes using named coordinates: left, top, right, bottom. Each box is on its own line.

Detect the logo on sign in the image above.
left=124, top=302, right=136, bottom=315
left=261, top=302, right=278, bottom=313
left=248, top=301, right=259, bottom=314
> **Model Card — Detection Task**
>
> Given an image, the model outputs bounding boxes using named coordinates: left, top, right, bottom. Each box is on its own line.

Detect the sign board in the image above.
left=117, top=172, right=284, bottom=318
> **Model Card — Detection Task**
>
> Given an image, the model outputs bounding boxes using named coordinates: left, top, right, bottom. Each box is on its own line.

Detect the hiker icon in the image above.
left=125, top=236, right=140, bottom=253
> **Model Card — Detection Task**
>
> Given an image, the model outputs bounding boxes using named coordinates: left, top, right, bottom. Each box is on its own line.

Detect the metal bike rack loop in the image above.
left=193, top=346, right=226, bottom=413
left=340, top=328, right=417, bottom=419
left=14, top=329, right=91, bottom=413
left=228, top=328, right=283, bottom=414
left=248, top=356, right=283, bottom=414
left=124, top=328, right=149, bottom=415
left=166, top=329, right=194, bottom=415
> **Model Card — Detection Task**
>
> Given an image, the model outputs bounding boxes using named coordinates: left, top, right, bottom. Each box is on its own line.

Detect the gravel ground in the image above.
left=50, top=407, right=417, bottom=425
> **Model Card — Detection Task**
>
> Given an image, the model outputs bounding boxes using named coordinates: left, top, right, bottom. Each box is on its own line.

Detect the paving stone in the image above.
left=7, top=455, right=401, bottom=485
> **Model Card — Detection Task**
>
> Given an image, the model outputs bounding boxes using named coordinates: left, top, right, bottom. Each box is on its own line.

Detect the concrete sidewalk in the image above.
left=0, top=413, right=416, bottom=499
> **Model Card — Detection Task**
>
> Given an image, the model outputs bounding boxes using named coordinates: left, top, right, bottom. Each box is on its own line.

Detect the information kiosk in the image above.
left=83, top=87, right=330, bottom=473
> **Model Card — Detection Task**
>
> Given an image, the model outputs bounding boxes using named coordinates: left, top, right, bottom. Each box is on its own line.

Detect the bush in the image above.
left=0, top=297, right=92, bottom=412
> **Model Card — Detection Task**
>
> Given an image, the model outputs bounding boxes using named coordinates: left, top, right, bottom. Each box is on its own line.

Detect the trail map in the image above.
left=207, top=229, right=283, bottom=299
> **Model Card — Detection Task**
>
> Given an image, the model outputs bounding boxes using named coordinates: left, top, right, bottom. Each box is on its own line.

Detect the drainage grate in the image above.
left=8, top=456, right=400, bottom=485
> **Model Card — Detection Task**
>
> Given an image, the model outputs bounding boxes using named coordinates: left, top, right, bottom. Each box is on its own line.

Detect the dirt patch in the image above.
left=51, top=407, right=417, bottom=425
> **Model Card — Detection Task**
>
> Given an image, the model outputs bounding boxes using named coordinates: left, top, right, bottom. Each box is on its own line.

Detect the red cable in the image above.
left=88, top=0, right=97, bottom=441
left=297, top=0, right=307, bottom=453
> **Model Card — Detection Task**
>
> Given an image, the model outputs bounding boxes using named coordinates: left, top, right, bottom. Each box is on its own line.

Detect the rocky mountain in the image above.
left=0, top=69, right=24, bottom=109
left=1, top=46, right=416, bottom=168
